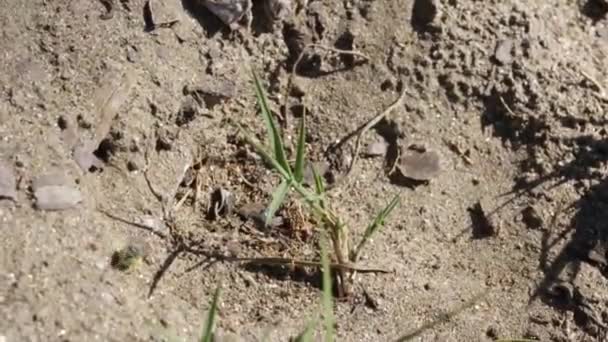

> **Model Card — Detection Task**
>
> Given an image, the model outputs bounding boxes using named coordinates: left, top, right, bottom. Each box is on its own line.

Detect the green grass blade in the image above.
left=266, top=179, right=290, bottom=227
left=312, top=164, right=325, bottom=196
left=252, top=70, right=292, bottom=177
left=200, top=286, right=221, bottom=342
left=320, top=235, right=334, bottom=342
left=351, top=194, right=400, bottom=262
left=239, top=126, right=291, bottom=180
left=293, top=316, right=318, bottom=342
left=294, top=109, right=306, bottom=182
left=310, top=164, right=326, bottom=213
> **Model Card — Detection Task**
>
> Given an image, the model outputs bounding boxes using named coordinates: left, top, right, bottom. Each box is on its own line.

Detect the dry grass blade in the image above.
left=233, top=256, right=391, bottom=274
left=321, top=235, right=334, bottom=342
left=327, top=86, right=407, bottom=191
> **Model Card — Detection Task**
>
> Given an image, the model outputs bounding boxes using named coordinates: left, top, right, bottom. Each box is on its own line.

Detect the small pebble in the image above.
left=33, top=172, right=82, bottom=211
left=126, top=160, right=139, bottom=172
left=34, top=185, right=83, bottom=211
left=364, top=140, right=388, bottom=157
left=494, top=39, right=514, bottom=65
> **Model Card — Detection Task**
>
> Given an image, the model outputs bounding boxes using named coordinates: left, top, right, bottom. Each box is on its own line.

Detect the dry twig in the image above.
left=327, top=86, right=407, bottom=191
left=281, top=44, right=371, bottom=126
left=230, top=256, right=392, bottom=274
left=580, top=69, right=608, bottom=103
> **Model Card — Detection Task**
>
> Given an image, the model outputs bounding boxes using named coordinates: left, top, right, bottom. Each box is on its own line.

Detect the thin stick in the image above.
left=499, top=96, right=516, bottom=117
left=173, top=188, right=192, bottom=212
left=327, top=86, right=407, bottom=191
left=231, top=256, right=392, bottom=274
left=165, top=158, right=193, bottom=215
left=98, top=209, right=167, bottom=239
left=194, top=169, right=203, bottom=213
left=580, top=69, right=608, bottom=102
left=143, top=146, right=165, bottom=203
left=282, top=44, right=371, bottom=126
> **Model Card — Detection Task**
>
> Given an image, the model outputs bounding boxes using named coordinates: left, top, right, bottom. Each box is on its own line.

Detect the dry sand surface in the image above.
left=2, top=0, right=608, bottom=341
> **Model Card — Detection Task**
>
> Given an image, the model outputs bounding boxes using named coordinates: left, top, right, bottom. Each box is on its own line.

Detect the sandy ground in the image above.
left=2, top=0, right=608, bottom=341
